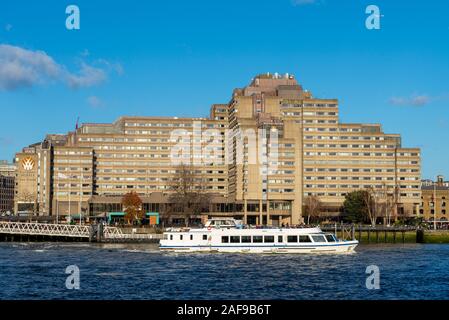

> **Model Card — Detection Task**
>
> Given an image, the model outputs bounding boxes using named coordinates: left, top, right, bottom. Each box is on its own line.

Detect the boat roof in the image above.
left=165, top=227, right=325, bottom=235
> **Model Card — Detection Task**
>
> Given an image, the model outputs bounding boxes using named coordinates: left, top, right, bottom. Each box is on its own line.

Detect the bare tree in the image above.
left=304, top=195, right=322, bottom=225
left=167, top=164, right=211, bottom=227
left=382, top=183, right=396, bottom=226
left=363, top=187, right=382, bottom=226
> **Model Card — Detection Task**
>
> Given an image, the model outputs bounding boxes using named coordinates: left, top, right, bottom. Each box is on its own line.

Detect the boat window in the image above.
left=287, top=235, right=298, bottom=243
left=230, top=236, right=240, bottom=243
left=203, top=235, right=207, bottom=240
left=190, top=235, right=193, bottom=240
left=299, top=235, right=311, bottom=243
left=253, top=236, right=263, bottom=243
left=311, top=235, right=326, bottom=243
left=242, top=236, right=251, bottom=243
left=264, top=236, right=275, bottom=243
left=325, top=235, right=336, bottom=242
left=170, top=235, right=173, bottom=240
left=180, top=235, right=183, bottom=240
left=278, top=236, right=283, bottom=243
left=222, top=236, right=229, bottom=243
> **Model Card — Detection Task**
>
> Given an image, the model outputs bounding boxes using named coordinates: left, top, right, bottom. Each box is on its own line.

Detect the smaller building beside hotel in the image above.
left=0, top=160, right=16, bottom=214
left=420, top=175, right=449, bottom=223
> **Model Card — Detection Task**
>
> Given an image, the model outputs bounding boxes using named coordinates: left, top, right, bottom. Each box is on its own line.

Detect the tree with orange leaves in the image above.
left=122, top=191, right=145, bottom=225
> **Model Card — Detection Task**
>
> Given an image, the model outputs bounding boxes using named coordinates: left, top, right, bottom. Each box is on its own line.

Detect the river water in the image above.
left=0, top=242, right=448, bottom=300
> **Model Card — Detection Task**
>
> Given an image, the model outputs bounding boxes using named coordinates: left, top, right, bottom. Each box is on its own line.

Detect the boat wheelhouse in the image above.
left=160, top=218, right=358, bottom=254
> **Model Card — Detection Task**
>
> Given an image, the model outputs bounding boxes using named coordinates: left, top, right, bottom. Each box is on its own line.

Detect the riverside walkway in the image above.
left=0, top=221, right=162, bottom=242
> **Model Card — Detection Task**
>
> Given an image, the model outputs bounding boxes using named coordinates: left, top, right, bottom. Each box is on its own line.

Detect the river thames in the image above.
left=0, top=242, right=448, bottom=300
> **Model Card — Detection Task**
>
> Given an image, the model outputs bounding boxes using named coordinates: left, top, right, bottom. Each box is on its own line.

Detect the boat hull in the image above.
left=160, top=241, right=358, bottom=254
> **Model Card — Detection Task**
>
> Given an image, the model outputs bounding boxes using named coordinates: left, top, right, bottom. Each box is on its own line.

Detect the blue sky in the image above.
left=0, top=0, right=448, bottom=179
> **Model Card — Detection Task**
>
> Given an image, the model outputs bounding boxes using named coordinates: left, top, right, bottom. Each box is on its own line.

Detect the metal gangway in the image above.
left=0, top=221, right=161, bottom=241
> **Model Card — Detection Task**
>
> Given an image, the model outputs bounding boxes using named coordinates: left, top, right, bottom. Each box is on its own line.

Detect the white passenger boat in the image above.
left=160, top=218, right=358, bottom=254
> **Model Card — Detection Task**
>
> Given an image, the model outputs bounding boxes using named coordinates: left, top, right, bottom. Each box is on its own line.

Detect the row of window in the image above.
left=305, top=144, right=396, bottom=150
left=305, top=176, right=419, bottom=182
left=420, top=209, right=447, bottom=215
left=96, top=185, right=226, bottom=190
left=221, top=234, right=334, bottom=243
left=168, top=234, right=335, bottom=243
left=54, top=151, right=93, bottom=156
left=303, top=160, right=414, bottom=165
left=305, top=184, right=419, bottom=189
left=304, top=135, right=389, bottom=141
left=282, top=111, right=338, bottom=116
left=305, top=192, right=421, bottom=198
left=305, top=152, right=397, bottom=157
left=95, top=169, right=225, bottom=174
left=304, top=168, right=419, bottom=173
left=124, top=122, right=223, bottom=128
left=54, top=159, right=92, bottom=164
left=124, top=127, right=226, bottom=135
left=281, top=103, right=338, bottom=108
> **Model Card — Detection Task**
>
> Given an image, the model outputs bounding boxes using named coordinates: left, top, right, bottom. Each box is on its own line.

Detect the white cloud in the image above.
left=97, top=58, right=124, bottom=76
left=0, top=44, right=61, bottom=90
left=66, top=63, right=107, bottom=89
left=389, top=94, right=430, bottom=107
left=0, top=44, right=123, bottom=91
left=87, top=96, right=104, bottom=108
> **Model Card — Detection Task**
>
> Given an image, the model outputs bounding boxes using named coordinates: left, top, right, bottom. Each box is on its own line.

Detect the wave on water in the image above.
left=94, top=272, right=125, bottom=277
left=121, top=249, right=159, bottom=254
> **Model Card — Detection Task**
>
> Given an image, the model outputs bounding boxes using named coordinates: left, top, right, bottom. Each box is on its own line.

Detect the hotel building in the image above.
left=14, top=73, right=421, bottom=225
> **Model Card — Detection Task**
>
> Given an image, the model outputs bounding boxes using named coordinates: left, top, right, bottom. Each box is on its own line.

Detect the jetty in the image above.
left=0, top=221, right=162, bottom=243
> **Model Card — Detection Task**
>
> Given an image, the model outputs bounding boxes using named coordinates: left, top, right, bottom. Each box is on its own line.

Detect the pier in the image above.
left=320, top=224, right=419, bottom=243
left=0, top=221, right=162, bottom=243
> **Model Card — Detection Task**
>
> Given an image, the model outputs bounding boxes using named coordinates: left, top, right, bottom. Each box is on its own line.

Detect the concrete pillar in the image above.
left=259, top=200, right=263, bottom=226
left=267, top=200, right=271, bottom=226
left=292, top=200, right=301, bottom=225
left=243, top=199, right=247, bottom=225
